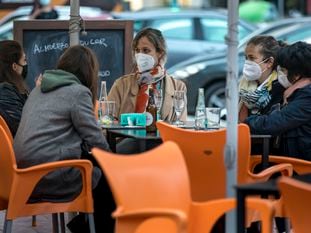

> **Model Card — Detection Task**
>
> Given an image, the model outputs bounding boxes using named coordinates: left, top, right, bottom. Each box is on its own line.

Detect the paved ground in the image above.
left=0, top=211, right=71, bottom=233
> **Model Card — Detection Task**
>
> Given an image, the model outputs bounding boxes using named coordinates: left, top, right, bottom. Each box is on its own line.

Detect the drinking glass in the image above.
left=100, top=100, right=115, bottom=125
left=206, top=107, right=221, bottom=129
left=154, top=89, right=163, bottom=121
left=173, top=90, right=186, bottom=126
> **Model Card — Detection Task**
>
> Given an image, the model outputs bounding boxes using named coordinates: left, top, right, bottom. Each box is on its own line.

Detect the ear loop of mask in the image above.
left=259, top=57, right=272, bottom=75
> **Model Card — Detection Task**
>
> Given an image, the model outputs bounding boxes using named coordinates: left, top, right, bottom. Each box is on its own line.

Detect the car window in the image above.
left=201, top=18, right=253, bottom=43
left=282, top=25, right=311, bottom=43
left=201, top=18, right=227, bottom=43
left=150, top=18, right=193, bottom=40
left=134, top=20, right=144, bottom=32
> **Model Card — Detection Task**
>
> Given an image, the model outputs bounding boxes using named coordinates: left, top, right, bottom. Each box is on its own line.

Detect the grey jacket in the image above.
left=14, top=70, right=110, bottom=202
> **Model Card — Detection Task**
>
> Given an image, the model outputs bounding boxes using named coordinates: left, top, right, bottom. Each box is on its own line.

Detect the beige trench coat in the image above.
left=108, top=73, right=187, bottom=122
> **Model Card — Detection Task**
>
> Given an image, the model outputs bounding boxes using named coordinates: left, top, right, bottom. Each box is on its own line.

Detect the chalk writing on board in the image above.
left=15, top=20, right=133, bottom=93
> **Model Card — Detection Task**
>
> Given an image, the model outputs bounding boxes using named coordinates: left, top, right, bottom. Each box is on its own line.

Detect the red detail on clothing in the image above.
left=135, top=84, right=156, bottom=113
left=135, top=84, right=149, bottom=113
left=239, top=103, right=249, bottom=123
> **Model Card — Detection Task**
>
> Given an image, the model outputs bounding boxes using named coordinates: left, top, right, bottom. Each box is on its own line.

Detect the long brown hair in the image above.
left=0, top=40, right=28, bottom=93
left=57, top=45, right=99, bottom=104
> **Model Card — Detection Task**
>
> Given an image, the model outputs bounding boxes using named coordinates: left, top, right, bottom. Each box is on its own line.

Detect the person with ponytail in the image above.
left=238, top=35, right=287, bottom=122
left=0, top=40, right=28, bottom=136
left=108, top=27, right=187, bottom=122
left=245, top=41, right=311, bottom=161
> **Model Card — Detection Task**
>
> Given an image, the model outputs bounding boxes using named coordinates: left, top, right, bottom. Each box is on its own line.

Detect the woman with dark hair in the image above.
left=13, top=45, right=113, bottom=232
left=0, top=40, right=28, bottom=136
left=245, top=41, right=311, bottom=160
left=238, top=35, right=286, bottom=122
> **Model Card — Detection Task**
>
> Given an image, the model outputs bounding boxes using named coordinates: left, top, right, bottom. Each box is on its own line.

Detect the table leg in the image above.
left=262, top=137, right=270, bottom=169
left=237, top=189, right=246, bottom=233
left=106, top=131, right=117, bottom=153
left=138, top=140, right=146, bottom=153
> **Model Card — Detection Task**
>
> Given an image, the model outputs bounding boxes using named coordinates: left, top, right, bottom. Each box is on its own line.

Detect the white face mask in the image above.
left=243, top=58, right=268, bottom=81
left=39, top=0, right=50, bottom=6
left=277, top=68, right=292, bottom=88
left=135, top=53, right=155, bottom=73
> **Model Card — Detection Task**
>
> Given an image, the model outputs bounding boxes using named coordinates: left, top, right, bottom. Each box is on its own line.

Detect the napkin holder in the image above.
left=120, top=113, right=146, bottom=126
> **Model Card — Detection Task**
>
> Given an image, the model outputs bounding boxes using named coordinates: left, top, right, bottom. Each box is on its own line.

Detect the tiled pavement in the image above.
left=0, top=211, right=71, bottom=233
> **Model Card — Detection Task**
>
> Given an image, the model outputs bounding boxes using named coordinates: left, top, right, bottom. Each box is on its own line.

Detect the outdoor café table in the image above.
left=101, top=123, right=162, bottom=152
left=101, top=121, right=195, bottom=152
left=235, top=173, right=311, bottom=233
left=102, top=123, right=272, bottom=161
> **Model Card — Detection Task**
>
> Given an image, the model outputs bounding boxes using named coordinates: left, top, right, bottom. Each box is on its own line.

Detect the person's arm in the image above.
left=0, top=84, right=26, bottom=136
left=71, top=88, right=110, bottom=151
left=245, top=88, right=311, bottom=136
left=108, top=78, right=123, bottom=120
left=178, top=80, right=188, bottom=122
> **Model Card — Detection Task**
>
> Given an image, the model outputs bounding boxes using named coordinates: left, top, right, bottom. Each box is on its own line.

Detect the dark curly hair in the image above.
left=277, top=41, right=311, bottom=83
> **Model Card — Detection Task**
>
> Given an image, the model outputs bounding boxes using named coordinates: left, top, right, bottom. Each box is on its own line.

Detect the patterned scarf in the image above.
left=239, top=70, right=277, bottom=113
left=135, top=64, right=165, bottom=113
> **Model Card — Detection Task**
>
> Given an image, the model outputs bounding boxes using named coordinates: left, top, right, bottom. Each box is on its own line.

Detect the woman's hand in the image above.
left=35, top=74, right=43, bottom=87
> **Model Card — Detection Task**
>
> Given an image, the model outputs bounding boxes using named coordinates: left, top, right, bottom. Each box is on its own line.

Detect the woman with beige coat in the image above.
left=108, top=27, right=187, bottom=123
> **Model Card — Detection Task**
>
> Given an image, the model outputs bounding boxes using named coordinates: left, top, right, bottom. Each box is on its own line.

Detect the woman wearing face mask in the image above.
left=108, top=27, right=187, bottom=122
left=239, top=35, right=287, bottom=122
left=30, top=0, right=58, bottom=19
left=245, top=41, right=311, bottom=160
left=0, top=40, right=28, bottom=136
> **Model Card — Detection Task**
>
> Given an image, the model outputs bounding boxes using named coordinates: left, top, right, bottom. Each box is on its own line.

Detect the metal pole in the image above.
left=69, top=0, right=80, bottom=46
left=278, top=0, right=284, bottom=18
left=225, top=0, right=239, bottom=232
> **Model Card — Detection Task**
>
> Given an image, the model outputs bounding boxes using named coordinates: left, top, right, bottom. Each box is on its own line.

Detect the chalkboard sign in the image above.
left=14, top=20, right=133, bottom=92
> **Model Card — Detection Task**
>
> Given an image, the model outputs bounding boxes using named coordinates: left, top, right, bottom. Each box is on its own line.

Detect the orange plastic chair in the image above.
left=0, top=126, right=96, bottom=233
left=250, top=155, right=311, bottom=219
left=92, top=141, right=275, bottom=233
left=278, top=176, right=311, bottom=233
left=0, top=115, right=13, bottom=143
left=156, top=122, right=292, bottom=202
left=250, top=155, right=311, bottom=175
left=0, top=115, right=38, bottom=226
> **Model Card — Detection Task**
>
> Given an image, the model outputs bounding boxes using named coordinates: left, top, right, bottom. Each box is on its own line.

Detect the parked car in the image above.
left=168, top=18, right=311, bottom=114
left=0, top=5, right=111, bottom=41
left=112, top=7, right=257, bottom=68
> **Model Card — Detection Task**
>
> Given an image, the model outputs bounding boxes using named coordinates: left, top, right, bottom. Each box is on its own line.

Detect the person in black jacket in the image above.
left=245, top=41, right=311, bottom=160
left=0, top=40, right=28, bottom=136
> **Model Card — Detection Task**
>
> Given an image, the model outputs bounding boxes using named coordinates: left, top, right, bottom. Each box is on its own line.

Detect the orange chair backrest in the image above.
left=0, top=115, right=13, bottom=143
left=92, top=141, right=192, bottom=214
left=278, top=176, right=311, bottom=233
left=156, top=122, right=251, bottom=201
left=0, top=126, right=15, bottom=204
